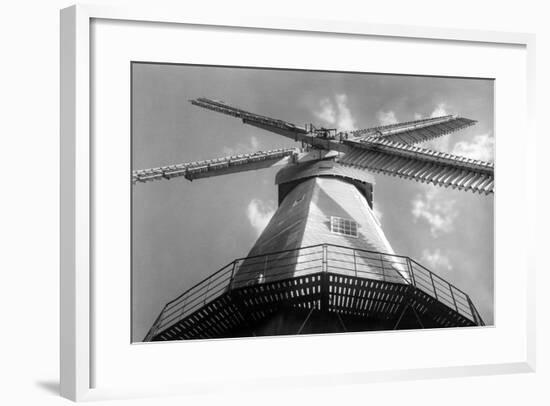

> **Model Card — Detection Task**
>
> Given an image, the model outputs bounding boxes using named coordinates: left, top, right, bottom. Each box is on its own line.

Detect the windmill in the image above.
left=136, top=97, right=493, bottom=341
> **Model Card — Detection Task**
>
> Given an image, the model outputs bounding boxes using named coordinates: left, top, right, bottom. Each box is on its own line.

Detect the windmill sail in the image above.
left=190, top=97, right=308, bottom=140
left=133, top=148, right=297, bottom=184
left=188, top=97, right=348, bottom=151
left=339, top=137, right=494, bottom=194
left=349, top=115, right=477, bottom=145
left=136, top=98, right=494, bottom=194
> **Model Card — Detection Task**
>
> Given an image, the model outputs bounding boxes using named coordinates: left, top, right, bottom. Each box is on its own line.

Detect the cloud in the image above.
left=430, top=103, right=449, bottom=118
left=222, top=136, right=260, bottom=156
left=246, top=198, right=276, bottom=236
left=421, top=249, right=453, bottom=271
left=376, top=110, right=398, bottom=126
left=314, top=98, right=336, bottom=125
left=373, top=206, right=383, bottom=222
left=452, top=133, right=494, bottom=162
left=412, top=186, right=458, bottom=237
left=334, top=94, right=356, bottom=131
left=313, top=94, right=357, bottom=131
left=413, top=113, right=423, bottom=120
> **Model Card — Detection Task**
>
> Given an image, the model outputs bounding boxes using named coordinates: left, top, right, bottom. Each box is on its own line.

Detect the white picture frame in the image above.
left=60, top=4, right=536, bottom=402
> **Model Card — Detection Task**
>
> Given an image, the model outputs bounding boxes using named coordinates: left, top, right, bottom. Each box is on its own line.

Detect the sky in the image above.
left=132, top=63, right=494, bottom=341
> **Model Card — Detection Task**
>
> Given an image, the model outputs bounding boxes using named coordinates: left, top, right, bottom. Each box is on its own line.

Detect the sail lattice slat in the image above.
left=339, top=138, right=494, bottom=194
left=349, top=115, right=477, bottom=145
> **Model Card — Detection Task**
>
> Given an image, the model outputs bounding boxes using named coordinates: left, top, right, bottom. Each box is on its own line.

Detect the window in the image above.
left=330, top=216, right=358, bottom=238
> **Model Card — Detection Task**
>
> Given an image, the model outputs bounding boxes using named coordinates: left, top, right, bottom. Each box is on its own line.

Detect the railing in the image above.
left=144, top=244, right=484, bottom=339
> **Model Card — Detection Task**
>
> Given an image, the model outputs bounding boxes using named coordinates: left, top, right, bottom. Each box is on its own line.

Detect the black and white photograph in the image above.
left=4, top=0, right=547, bottom=404
left=131, top=63, right=494, bottom=342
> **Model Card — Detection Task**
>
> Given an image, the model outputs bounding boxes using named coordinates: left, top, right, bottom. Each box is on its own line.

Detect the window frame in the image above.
left=330, top=216, right=359, bottom=238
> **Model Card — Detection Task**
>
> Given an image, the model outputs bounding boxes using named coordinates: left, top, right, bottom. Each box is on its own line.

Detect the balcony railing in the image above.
left=145, top=244, right=484, bottom=340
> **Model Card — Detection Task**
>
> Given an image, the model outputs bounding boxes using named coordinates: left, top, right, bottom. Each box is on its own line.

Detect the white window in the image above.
left=330, top=216, right=358, bottom=238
